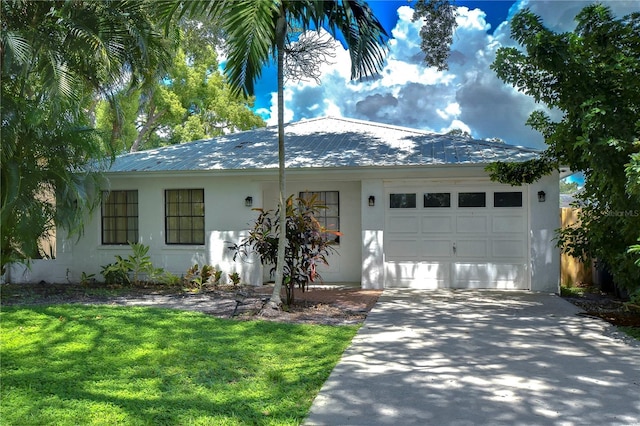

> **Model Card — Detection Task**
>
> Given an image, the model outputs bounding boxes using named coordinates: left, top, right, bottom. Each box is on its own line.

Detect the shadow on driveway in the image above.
left=305, top=290, right=640, bottom=425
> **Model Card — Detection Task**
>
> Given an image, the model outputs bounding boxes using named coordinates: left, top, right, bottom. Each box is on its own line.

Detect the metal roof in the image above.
left=107, top=116, right=541, bottom=173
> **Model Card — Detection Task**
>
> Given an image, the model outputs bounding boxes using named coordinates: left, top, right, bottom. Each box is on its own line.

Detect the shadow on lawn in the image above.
left=1, top=305, right=352, bottom=425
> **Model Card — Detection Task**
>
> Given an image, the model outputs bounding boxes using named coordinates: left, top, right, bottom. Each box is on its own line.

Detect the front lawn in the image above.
left=0, top=305, right=357, bottom=425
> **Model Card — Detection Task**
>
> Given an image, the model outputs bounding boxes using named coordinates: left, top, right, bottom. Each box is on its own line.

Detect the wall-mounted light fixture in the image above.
left=537, top=191, right=546, bottom=202
left=245, top=196, right=253, bottom=207
left=368, top=195, right=375, bottom=207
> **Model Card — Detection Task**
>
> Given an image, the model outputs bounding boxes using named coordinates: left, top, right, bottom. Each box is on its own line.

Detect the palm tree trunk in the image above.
left=268, top=9, right=288, bottom=309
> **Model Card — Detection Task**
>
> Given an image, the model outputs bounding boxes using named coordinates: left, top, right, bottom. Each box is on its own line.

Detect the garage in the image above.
left=384, top=182, right=529, bottom=289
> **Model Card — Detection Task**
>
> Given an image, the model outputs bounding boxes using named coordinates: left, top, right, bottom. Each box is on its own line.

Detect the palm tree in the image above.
left=161, top=0, right=388, bottom=308
left=1, top=0, right=173, bottom=272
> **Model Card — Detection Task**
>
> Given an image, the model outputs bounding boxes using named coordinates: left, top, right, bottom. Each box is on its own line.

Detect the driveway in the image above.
left=305, top=290, right=640, bottom=425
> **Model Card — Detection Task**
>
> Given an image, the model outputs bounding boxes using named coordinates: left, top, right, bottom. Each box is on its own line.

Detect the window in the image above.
left=494, top=192, right=523, bottom=207
left=458, top=192, right=486, bottom=207
left=299, top=191, right=340, bottom=243
left=102, top=190, right=138, bottom=244
left=165, top=189, right=205, bottom=245
left=424, top=193, right=451, bottom=208
left=390, top=193, right=416, bottom=208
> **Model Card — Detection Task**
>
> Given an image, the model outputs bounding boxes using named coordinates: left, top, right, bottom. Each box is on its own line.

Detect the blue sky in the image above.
left=247, top=0, right=638, bottom=155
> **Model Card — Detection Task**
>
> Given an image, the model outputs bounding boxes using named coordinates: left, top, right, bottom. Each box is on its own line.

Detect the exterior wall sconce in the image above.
left=368, top=195, right=375, bottom=206
left=537, top=191, right=546, bottom=202
left=245, top=196, right=253, bottom=207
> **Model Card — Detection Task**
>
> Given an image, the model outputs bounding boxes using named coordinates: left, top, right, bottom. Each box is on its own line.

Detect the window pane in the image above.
left=102, top=190, right=138, bottom=244
left=324, top=191, right=339, bottom=205
left=179, top=202, right=191, bottom=216
left=458, top=192, right=486, bottom=208
left=424, top=193, right=451, bottom=208
left=193, top=202, right=205, bottom=216
left=390, top=193, right=416, bottom=208
left=494, top=192, right=523, bottom=207
left=191, top=189, right=204, bottom=203
left=167, top=230, right=179, bottom=244
left=193, top=230, right=205, bottom=245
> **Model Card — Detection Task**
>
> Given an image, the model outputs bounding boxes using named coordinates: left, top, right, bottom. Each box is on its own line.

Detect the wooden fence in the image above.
left=560, top=207, right=592, bottom=286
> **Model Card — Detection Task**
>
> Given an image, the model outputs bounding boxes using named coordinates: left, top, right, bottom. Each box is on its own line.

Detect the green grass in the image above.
left=618, top=326, right=640, bottom=340
left=1, top=305, right=358, bottom=425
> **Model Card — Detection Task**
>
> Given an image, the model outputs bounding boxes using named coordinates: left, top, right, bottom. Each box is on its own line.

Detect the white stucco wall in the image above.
left=528, top=171, right=561, bottom=293
left=54, top=174, right=264, bottom=285
left=261, top=178, right=362, bottom=284
left=361, top=179, right=385, bottom=289
left=5, top=166, right=561, bottom=292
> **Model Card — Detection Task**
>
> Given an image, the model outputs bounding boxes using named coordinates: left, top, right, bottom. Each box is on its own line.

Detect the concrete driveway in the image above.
left=304, top=290, right=640, bottom=425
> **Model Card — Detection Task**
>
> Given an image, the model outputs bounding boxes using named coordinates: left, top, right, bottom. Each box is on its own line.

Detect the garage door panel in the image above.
left=492, top=216, right=524, bottom=233
left=387, top=215, right=420, bottom=234
left=453, top=263, right=527, bottom=289
left=384, top=185, right=529, bottom=289
left=492, top=239, right=526, bottom=258
left=421, top=216, right=453, bottom=233
left=456, top=239, right=488, bottom=258
left=385, top=262, right=451, bottom=289
left=421, top=239, right=452, bottom=257
left=386, top=238, right=419, bottom=260
left=456, top=216, right=488, bottom=233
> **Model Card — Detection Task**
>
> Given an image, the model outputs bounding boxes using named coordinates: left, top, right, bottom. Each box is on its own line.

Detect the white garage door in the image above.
left=384, top=184, right=529, bottom=289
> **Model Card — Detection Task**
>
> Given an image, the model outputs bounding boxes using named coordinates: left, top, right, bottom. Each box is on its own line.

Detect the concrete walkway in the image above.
left=304, top=290, right=640, bottom=425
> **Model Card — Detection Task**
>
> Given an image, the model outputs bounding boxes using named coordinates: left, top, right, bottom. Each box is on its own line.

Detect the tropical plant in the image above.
left=232, top=194, right=341, bottom=305
left=490, top=4, right=640, bottom=293
left=101, top=257, right=132, bottom=286
left=1, top=0, right=173, bottom=274
left=184, top=263, right=220, bottom=289
left=228, top=272, right=242, bottom=287
left=160, top=0, right=388, bottom=308
left=100, top=242, right=163, bottom=285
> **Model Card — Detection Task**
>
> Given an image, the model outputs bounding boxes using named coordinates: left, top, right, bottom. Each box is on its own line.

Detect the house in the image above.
left=8, top=117, right=560, bottom=292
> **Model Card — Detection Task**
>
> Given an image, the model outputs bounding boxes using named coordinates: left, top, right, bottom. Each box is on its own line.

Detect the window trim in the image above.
left=101, top=190, right=139, bottom=245
left=299, top=190, right=340, bottom=244
left=458, top=192, right=486, bottom=208
left=164, top=188, right=205, bottom=245
left=424, top=192, right=451, bottom=208
left=493, top=191, right=523, bottom=208
left=390, top=193, right=417, bottom=209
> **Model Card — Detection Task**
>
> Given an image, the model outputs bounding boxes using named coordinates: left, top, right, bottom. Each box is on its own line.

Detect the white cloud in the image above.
left=259, top=0, right=636, bottom=148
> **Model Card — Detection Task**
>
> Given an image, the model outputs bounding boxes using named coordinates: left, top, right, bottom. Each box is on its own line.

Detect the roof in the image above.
left=107, top=116, right=541, bottom=173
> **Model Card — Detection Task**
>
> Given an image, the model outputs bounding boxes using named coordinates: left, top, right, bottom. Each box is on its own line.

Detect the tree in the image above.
left=232, top=195, right=341, bottom=305
left=412, top=0, right=457, bottom=70
left=95, top=25, right=265, bottom=153
left=490, top=5, right=640, bottom=292
left=559, top=180, right=579, bottom=195
left=1, top=0, right=172, bottom=273
left=161, top=0, right=388, bottom=308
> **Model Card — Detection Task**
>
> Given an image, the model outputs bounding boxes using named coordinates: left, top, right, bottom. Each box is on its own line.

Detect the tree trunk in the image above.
left=130, top=97, right=162, bottom=153
left=268, top=9, right=287, bottom=309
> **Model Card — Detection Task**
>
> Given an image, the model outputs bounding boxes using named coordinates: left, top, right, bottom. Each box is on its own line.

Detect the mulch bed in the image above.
left=2, top=282, right=638, bottom=328
left=0, top=282, right=383, bottom=326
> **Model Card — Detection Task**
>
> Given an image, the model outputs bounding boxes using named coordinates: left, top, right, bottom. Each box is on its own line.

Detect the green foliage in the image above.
left=228, top=272, right=241, bottom=287
left=491, top=5, right=640, bottom=292
left=100, top=242, right=164, bottom=285
left=95, top=28, right=265, bottom=152
left=232, top=195, right=340, bottom=305
left=79, top=272, right=96, bottom=287
left=184, top=263, right=222, bottom=289
left=560, top=180, right=579, bottom=194
left=101, top=256, right=132, bottom=286
left=412, top=0, right=457, bottom=71
left=486, top=157, right=557, bottom=186
left=1, top=305, right=357, bottom=425
left=1, top=0, right=173, bottom=273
